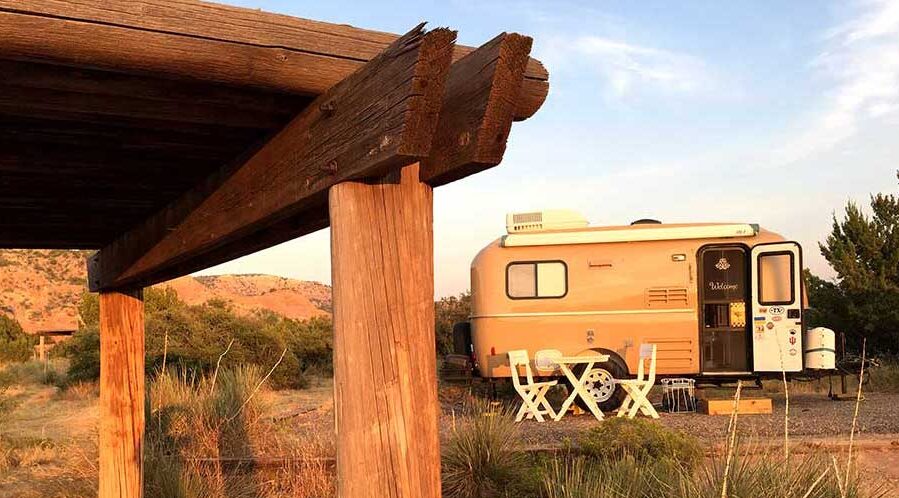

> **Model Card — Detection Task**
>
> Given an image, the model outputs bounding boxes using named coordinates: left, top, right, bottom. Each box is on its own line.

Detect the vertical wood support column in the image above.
left=99, top=289, right=145, bottom=498
left=330, top=163, right=439, bottom=498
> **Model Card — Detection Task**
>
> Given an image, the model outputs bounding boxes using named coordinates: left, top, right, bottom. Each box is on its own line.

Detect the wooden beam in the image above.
left=88, top=24, right=456, bottom=291
left=420, top=33, right=533, bottom=186
left=0, top=1, right=547, bottom=120
left=98, top=289, right=145, bottom=498
left=330, top=162, right=439, bottom=498
left=176, top=33, right=534, bottom=262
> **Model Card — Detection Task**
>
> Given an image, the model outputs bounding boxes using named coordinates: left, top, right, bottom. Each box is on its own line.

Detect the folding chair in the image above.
left=508, top=350, right=557, bottom=422
left=617, top=344, right=660, bottom=419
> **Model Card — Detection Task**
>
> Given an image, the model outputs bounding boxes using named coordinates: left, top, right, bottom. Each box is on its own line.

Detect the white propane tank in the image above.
left=804, top=327, right=836, bottom=370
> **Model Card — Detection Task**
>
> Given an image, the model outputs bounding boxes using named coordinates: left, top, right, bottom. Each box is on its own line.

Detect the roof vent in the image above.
left=506, top=209, right=589, bottom=233
left=631, top=219, right=662, bottom=225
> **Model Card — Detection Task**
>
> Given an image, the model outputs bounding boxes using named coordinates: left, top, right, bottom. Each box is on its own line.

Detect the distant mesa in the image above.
left=0, top=249, right=331, bottom=335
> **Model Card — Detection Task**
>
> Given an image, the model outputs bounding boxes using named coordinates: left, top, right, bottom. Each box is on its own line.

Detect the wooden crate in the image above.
left=699, top=398, right=772, bottom=415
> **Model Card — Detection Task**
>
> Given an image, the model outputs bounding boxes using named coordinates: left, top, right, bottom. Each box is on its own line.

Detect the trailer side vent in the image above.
left=646, top=287, right=689, bottom=308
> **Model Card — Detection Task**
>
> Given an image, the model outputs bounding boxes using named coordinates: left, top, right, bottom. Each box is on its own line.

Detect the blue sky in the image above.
left=200, top=0, right=899, bottom=297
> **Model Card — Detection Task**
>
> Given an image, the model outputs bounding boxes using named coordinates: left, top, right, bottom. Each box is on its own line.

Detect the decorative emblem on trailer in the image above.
left=715, top=257, right=731, bottom=271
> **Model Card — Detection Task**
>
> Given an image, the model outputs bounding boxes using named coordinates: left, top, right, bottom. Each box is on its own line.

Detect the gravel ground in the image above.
left=436, top=385, right=899, bottom=447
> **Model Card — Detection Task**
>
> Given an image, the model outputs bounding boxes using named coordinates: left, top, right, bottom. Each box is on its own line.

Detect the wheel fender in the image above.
left=575, top=348, right=629, bottom=377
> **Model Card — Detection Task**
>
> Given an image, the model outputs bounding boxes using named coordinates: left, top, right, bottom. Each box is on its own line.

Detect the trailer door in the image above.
left=751, top=242, right=803, bottom=372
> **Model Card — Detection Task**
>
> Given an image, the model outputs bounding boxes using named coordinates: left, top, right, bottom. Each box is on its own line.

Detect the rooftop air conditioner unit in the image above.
left=506, top=209, right=589, bottom=233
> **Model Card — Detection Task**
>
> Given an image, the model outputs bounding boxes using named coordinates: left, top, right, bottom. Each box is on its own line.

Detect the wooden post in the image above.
left=99, top=289, right=145, bottom=498
left=330, top=163, right=439, bottom=498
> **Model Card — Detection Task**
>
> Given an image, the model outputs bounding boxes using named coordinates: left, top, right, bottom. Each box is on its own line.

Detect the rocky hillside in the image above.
left=0, top=249, right=331, bottom=333
left=0, top=250, right=87, bottom=332
left=161, top=274, right=331, bottom=320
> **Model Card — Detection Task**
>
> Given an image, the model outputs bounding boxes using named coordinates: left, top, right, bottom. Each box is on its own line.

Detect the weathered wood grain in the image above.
left=0, top=60, right=304, bottom=115
left=98, top=289, right=145, bottom=498
left=88, top=25, right=456, bottom=291
left=0, top=85, right=286, bottom=129
left=330, top=163, right=440, bottom=498
left=421, top=32, right=533, bottom=186
left=0, top=0, right=548, bottom=119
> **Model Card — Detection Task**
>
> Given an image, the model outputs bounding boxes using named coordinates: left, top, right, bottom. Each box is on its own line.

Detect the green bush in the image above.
left=578, top=417, right=702, bottom=470
left=62, top=288, right=333, bottom=389
left=0, top=314, right=36, bottom=362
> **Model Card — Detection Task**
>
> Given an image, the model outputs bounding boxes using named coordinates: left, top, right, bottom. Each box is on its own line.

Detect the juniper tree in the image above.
left=815, top=171, right=899, bottom=353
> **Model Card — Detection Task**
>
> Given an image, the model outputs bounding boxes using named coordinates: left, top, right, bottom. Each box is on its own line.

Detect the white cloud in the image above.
left=539, top=34, right=715, bottom=99
left=771, top=0, right=899, bottom=166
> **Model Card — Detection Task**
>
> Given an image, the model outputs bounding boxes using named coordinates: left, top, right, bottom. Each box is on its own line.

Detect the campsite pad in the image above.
left=496, top=392, right=899, bottom=446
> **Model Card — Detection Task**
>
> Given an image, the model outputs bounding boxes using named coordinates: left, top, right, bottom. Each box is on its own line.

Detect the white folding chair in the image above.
left=617, top=344, right=660, bottom=419
left=508, top=350, right=557, bottom=422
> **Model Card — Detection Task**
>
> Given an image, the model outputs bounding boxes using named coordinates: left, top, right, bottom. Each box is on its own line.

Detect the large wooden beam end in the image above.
left=421, top=33, right=533, bottom=186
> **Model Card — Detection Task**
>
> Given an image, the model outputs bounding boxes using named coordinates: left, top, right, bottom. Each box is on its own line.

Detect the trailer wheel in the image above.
left=566, top=355, right=628, bottom=413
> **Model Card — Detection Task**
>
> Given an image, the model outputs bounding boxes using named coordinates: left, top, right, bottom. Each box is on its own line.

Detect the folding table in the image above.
left=553, top=354, right=610, bottom=421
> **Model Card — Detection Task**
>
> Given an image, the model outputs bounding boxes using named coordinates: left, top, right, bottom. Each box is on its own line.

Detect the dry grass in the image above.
left=141, top=366, right=336, bottom=498
left=53, top=381, right=98, bottom=401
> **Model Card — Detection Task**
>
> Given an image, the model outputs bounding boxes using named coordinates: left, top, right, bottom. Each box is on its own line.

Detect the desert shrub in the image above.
left=61, top=327, right=101, bottom=384
left=63, top=288, right=332, bottom=389
left=0, top=314, right=36, bottom=362
left=868, top=358, right=899, bottom=393
left=578, top=417, right=702, bottom=471
left=0, top=359, right=67, bottom=387
left=441, top=401, right=540, bottom=498
left=435, top=292, right=471, bottom=355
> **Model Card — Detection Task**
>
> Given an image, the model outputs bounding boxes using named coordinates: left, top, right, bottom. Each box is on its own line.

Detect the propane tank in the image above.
left=804, top=327, right=836, bottom=370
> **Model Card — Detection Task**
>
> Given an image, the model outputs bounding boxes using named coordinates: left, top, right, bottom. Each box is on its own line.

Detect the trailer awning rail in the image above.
left=501, top=223, right=759, bottom=247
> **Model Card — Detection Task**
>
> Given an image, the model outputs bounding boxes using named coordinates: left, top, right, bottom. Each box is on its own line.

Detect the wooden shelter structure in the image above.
left=0, top=1, right=548, bottom=496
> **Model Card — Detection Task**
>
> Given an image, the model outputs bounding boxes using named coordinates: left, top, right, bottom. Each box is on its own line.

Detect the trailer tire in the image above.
left=565, top=354, right=628, bottom=413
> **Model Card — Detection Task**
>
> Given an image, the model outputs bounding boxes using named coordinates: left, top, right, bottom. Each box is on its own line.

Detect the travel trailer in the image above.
left=454, top=210, right=836, bottom=411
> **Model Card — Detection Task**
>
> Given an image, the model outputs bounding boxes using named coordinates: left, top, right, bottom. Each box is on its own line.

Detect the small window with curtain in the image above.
left=506, top=261, right=567, bottom=299
left=758, top=252, right=794, bottom=305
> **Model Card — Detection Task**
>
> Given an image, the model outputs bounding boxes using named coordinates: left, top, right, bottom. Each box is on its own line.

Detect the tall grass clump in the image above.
left=145, top=365, right=269, bottom=498
left=687, top=450, right=881, bottom=498
left=140, top=362, right=337, bottom=498
left=543, top=455, right=684, bottom=498
left=442, top=400, right=540, bottom=498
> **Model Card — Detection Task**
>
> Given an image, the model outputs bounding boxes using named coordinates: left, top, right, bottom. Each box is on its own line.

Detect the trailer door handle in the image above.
left=589, top=260, right=613, bottom=268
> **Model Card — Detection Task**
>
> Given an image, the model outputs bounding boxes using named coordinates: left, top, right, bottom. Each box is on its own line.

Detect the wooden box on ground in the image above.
left=699, top=398, right=773, bottom=415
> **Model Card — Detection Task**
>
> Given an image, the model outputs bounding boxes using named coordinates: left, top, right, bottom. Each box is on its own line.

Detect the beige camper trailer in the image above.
left=458, top=210, right=835, bottom=411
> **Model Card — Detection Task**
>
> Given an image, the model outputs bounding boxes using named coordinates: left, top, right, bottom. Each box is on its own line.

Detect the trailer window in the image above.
left=758, top=252, right=794, bottom=305
left=506, top=261, right=567, bottom=299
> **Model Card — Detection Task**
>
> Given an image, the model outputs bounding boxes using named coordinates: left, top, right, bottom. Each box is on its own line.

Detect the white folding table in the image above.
left=553, top=354, right=610, bottom=421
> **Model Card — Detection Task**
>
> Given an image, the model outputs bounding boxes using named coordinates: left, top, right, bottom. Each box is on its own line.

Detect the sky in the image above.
left=198, top=0, right=899, bottom=297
